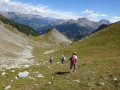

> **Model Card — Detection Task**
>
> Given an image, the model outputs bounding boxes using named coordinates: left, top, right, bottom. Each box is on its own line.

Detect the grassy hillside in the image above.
left=31, top=28, right=72, bottom=48
left=53, top=22, right=120, bottom=62
left=47, top=22, right=120, bottom=89
left=36, top=22, right=120, bottom=89
left=0, top=22, right=120, bottom=90
left=0, top=15, right=39, bottom=36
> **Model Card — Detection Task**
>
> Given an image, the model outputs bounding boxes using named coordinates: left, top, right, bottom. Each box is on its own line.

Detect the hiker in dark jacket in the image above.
left=69, top=52, right=78, bottom=73
left=61, top=55, right=65, bottom=64
left=49, top=56, right=53, bottom=64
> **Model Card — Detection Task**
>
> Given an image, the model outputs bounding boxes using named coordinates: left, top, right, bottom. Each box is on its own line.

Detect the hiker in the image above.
left=69, top=52, right=78, bottom=73
left=49, top=56, right=53, bottom=64
left=61, top=55, right=66, bottom=64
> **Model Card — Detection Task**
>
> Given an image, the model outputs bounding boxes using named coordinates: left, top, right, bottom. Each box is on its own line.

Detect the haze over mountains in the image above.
left=0, top=11, right=110, bottom=38
left=0, top=11, right=57, bottom=30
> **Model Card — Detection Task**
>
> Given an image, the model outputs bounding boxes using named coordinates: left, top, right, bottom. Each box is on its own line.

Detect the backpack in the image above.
left=71, top=55, right=76, bottom=63
left=64, top=57, right=66, bottom=61
left=50, top=57, right=53, bottom=61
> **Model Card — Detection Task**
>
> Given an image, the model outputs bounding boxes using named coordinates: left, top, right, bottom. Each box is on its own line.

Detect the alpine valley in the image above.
left=0, top=11, right=120, bottom=90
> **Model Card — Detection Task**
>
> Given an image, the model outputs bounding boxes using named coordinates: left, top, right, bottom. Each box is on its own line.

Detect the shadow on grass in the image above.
left=55, top=72, right=70, bottom=75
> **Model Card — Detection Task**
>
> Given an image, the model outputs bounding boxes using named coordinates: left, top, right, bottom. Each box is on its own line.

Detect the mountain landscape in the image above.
left=0, top=11, right=111, bottom=39
left=0, top=12, right=120, bottom=89
left=0, top=11, right=57, bottom=30
left=37, top=18, right=110, bottom=38
left=0, top=0, right=120, bottom=89
left=0, top=15, right=72, bottom=67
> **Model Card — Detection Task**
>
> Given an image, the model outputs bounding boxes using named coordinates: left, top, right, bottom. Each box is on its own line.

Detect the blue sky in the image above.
left=1, top=0, right=120, bottom=22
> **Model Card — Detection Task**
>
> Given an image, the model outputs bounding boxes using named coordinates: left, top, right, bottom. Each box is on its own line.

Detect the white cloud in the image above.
left=88, top=13, right=107, bottom=18
left=110, top=17, right=120, bottom=23
left=82, top=9, right=107, bottom=21
left=100, top=14, right=107, bottom=17
left=0, top=0, right=79, bottom=19
left=88, top=14, right=99, bottom=18
left=82, top=9, right=93, bottom=14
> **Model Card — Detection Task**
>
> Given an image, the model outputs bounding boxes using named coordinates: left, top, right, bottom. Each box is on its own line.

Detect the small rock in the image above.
left=6, top=67, right=11, bottom=69
left=14, top=76, right=18, bottom=79
left=11, top=70, right=15, bottom=72
left=35, top=84, right=39, bottom=86
left=91, top=72, right=95, bottom=74
left=48, top=81, right=51, bottom=84
left=18, top=71, right=29, bottom=78
left=23, top=65, right=29, bottom=68
left=114, top=78, right=117, bottom=81
left=100, top=82, right=105, bottom=86
left=38, top=74, right=44, bottom=78
left=5, top=85, right=11, bottom=89
left=36, top=63, right=39, bottom=65
left=73, top=80, right=81, bottom=83
left=1, top=72, right=6, bottom=76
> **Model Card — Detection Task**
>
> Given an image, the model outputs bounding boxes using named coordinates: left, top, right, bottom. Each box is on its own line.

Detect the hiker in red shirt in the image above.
left=69, top=52, right=78, bottom=73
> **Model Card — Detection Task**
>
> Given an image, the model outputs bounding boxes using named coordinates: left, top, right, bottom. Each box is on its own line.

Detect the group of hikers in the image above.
left=49, top=52, right=78, bottom=73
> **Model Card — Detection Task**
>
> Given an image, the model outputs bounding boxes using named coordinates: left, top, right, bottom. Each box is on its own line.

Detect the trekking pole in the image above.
left=78, top=60, right=79, bottom=69
left=67, top=60, right=70, bottom=70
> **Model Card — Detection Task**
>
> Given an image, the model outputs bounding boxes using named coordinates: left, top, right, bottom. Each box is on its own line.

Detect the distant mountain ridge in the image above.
left=0, top=11, right=111, bottom=39
left=37, top=18, right=110, bottom=38
left=91, top=24, right=109, bottom=33
left=0, top=14, right=39, bottom=36
left=0, top=11, right=57, bottom=30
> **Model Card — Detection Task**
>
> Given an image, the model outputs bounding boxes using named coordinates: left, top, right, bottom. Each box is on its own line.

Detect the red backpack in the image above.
left=70, top=55, right=76, bottom=64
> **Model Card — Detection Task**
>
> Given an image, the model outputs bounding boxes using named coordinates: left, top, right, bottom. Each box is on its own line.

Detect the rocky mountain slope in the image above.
left=0, top=17, right=72, bottom=70
left=40, top=28, right=72, bottom=47
left=38, top=18, right=110, bottom=38
left=0, top=21, right=34, bottom=70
